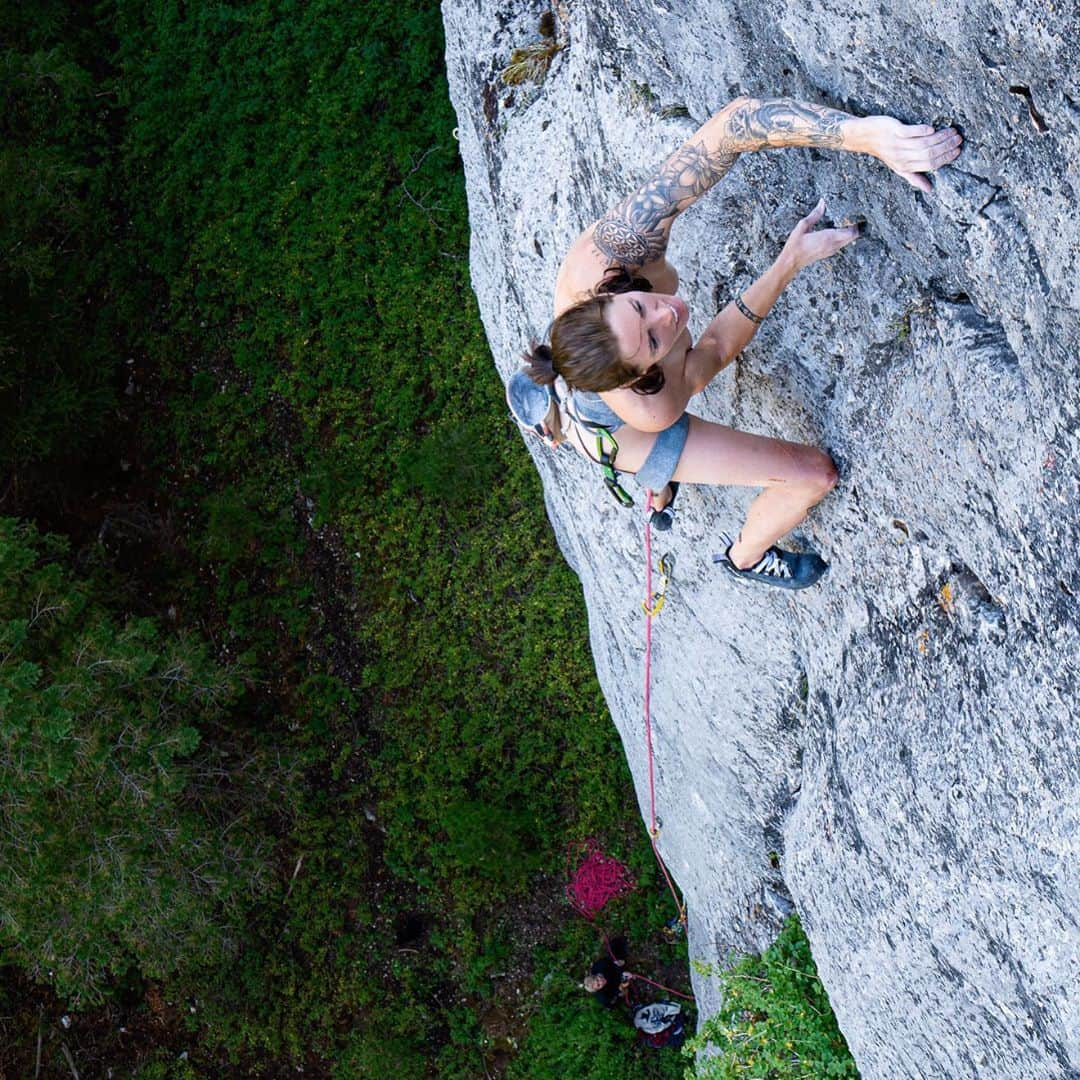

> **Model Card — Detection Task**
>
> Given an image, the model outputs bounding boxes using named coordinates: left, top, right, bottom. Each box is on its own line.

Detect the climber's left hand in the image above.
left=780, top=197, right=859, bottom=271
left=852, top=115, right=963, bottom=193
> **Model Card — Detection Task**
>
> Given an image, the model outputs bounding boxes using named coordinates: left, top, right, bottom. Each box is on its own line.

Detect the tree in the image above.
left=0, top=515, right=266, bottom=1006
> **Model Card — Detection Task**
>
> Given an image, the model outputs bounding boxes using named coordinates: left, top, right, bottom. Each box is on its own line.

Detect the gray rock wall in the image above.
left=441, top=2, right=1079, bottom=1076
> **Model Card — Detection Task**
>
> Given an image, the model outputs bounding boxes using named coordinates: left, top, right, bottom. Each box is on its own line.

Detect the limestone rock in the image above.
left=442, top=2, right=1079, bottom=1076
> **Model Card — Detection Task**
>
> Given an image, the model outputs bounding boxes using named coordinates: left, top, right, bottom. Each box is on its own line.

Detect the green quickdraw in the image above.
left=565, top=396, right=635, bottom=508
left=594, top=428, right=634, bottom=508
left=642, top=553, right=674, bottom=617
left=558, top=389, right=643, bottom=509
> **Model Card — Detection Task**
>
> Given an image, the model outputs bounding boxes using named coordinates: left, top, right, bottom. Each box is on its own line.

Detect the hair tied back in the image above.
left=523, top=340, right=557, bottom=385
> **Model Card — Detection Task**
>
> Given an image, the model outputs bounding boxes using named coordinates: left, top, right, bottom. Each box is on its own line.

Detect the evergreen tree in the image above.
left=0, top=516, right=265, bottom=1007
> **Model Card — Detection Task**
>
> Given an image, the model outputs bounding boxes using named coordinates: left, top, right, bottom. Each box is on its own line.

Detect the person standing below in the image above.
left=583, top=935, right=632, bottom=1007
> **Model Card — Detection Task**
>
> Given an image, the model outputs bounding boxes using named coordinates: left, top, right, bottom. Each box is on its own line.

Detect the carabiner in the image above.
left=642, top=552, right=674, bottom=617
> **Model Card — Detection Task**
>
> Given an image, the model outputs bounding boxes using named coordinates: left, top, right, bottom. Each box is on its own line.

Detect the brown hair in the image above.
left=520, top=270, right=666, bottom=440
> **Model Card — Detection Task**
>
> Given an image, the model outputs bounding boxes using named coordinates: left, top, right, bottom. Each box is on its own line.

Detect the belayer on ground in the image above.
left=581, top=937, right=689, bottom=1051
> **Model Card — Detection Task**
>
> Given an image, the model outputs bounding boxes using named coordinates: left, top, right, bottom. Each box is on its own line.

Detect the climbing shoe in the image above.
left=648, top=482, right=679, bottom=532
left=713, top=537, right=829, bottom=591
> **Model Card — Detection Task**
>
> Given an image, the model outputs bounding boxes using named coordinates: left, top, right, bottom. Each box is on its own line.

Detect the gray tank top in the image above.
left=570, top=390, right=624, bottom=432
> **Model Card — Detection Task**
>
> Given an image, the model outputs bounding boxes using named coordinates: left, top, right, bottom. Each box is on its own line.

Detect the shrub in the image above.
left=687, top=914, right=858, bottom=1078
left=0, top=2, right=132, bottom=468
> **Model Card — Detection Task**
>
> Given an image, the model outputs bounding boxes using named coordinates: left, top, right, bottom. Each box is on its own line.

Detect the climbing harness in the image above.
left=506, top=369, right=636, bottom=507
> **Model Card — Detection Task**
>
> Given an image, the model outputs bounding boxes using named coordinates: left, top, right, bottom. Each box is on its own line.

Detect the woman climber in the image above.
left=509, top=97, right=961, bottom=589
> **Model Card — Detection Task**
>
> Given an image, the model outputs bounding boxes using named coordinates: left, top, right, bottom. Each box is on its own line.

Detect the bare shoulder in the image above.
left=554, top=225, right=680, bottom=317
left=553, top=225, right=607, bottom=315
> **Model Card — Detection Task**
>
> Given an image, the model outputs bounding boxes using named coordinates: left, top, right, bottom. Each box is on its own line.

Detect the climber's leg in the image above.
left=604, top=415, right=836, bottom=566
left=673, top=417, right=836, bottom=566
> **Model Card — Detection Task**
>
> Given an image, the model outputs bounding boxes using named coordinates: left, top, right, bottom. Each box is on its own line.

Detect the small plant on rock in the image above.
left=686, top=914, right=858, bottom=1078
left=501, top=13, right=563, bottom=86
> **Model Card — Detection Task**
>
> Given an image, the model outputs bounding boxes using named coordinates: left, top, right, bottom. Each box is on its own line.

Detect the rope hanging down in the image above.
left=627, top=969, right=694, bottom=1001
left=565, top=839, right=693, bottom=1002
left=562, top=498, right=693, bottom=1007
left=643, top=491, right=688, bottom=931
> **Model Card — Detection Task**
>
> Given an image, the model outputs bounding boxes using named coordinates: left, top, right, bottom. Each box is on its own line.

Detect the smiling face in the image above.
left=603, top=290, right=689, bottom=374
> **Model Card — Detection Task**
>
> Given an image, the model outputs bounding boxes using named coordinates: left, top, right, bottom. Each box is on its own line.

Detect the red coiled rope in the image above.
left=566, top=838, right=635, bottom=920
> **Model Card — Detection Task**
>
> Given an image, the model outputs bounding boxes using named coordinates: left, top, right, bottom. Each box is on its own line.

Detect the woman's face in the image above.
left=604, top=290, right=689, bottom=374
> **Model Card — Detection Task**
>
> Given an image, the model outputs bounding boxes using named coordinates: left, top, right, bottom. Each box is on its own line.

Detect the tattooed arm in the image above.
left=719, top=97, right=961, bottom=190
left=553, top=97, right=960, bottom=299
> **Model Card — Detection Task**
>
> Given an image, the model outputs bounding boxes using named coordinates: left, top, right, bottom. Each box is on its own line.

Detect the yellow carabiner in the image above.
left=642, top=553, right=674, bottom=617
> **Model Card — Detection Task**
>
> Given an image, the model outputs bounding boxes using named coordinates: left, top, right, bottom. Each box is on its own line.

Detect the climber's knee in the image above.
left=778, top=447, right=838, bottom=500
left=815, top=452, right=839, bottom=497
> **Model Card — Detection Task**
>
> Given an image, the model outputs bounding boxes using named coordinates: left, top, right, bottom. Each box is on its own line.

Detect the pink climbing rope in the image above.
left=566, top=838, right=635, bottom=920
left=562, top=496, right=694, bottom=1008
left=627, top=969, right=695, bottom=1002
left=643, top=500, right=659, bottom=832
left=638, top=491, right=693, bottom=1005
left=643, top=491, right=688, bottom=930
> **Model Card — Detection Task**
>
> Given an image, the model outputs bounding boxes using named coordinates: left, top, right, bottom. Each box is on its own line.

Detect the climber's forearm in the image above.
left=592, top=97, right=958, bottom=271
left=712, top=97, right=962, bottom=193
left=683, top=252, right=798, bottom=392
left=708, top=96, right=870, bottom=155
left=719, top=252, right=799, bottom=361
left=591, top=97, right=869, bottom=271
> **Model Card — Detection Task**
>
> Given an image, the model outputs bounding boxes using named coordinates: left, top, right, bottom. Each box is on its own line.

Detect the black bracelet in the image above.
left=735, top=295, right=764, bottom=325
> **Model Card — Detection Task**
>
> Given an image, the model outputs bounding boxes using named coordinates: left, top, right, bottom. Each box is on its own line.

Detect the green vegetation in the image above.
left=1, top=2, right=852, bottom=1076
left=501, top=40, right=564, bottom=87
left=1, top=1, right=688, bottom=1074
left=501, top=14, right=563, bottom=87
left=0, top=2, right=134, bottom=467
left=0, top=517, right=263, bottom=1005
left=688, top=914, right=858, bottom=1078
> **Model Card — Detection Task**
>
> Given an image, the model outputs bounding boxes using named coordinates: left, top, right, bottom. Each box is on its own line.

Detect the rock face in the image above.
left=441, top=3, right=1078, bottom=1076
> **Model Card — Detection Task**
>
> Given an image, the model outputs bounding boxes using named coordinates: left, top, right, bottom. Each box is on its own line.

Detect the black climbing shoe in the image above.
left=648, top=483, right=679, bottom=532
left=713, top=538, right=829, bottom=591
